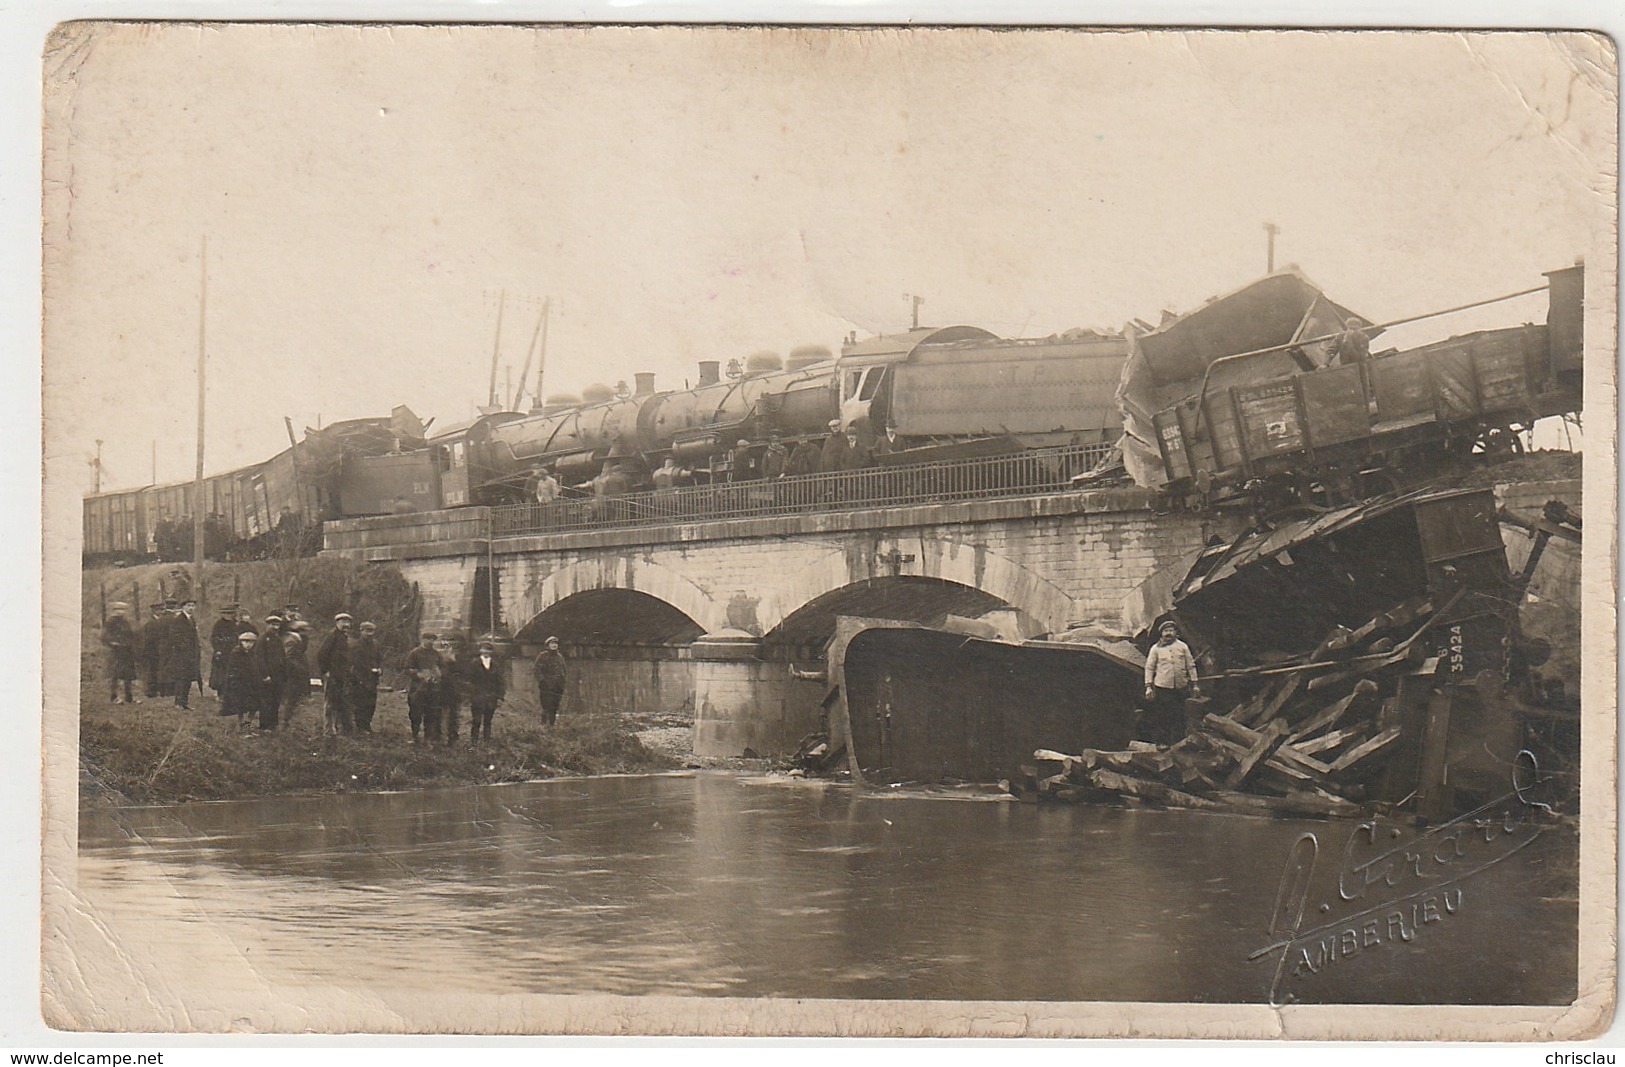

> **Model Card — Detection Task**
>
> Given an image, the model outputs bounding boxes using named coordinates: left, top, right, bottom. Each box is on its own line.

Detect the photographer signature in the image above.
left=1250, top=749, right=1559, bottom=1004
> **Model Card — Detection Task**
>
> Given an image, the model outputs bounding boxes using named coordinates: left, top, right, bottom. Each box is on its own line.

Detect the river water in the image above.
left=73, top=772, right=1576, bottom=1010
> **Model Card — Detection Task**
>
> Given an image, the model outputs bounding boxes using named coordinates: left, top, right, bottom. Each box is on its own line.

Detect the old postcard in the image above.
left=39, top=23, right=1617, bottom=1039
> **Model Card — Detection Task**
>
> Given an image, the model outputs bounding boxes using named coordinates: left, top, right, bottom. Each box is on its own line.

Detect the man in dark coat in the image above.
left=761, top=436, right=789, bottom=480
left=785, top=438, right=820, bottom=478
left=142, top=603, right=168, bottom=698
left=436, top=634, right=466, bottom=744
left=208, top=605, right=239, bottom=694
left=533, top=636, right=566, bottom=727
left=160, top=599, right=201, bottom=709
left=281, top=621, right=313, bottom=731
left=402, top=631, right=443, bottom=743
left=101, top=603, right=138, bottom=704
left=817, top=419, right=849, bottom=473
left=352, top=621, right=383, bottom=733
left=315, top=613, right=356, bottom=735
left=220, top=631, right=267, bottom=729
left=255, top=614, right=288, bottom=731
left=463, top=640, right=507, bottom=742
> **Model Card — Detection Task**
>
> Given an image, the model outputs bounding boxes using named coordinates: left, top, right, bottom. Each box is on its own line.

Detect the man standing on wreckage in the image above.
left=1143, top=620, right=1200, bottom=746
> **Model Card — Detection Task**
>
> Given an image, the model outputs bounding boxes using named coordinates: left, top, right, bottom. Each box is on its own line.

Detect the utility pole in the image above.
left=1264, top=222, right=1280, bottom=273
left=91, top=439, right=103, bottom=493
left=193, top=234, right=208, bottom=600
left=487, top=289, right=506, bottom=409
left=513, top=299, right=549, bottom=411
left=151, top=440, right=157, bottom=484
left=905, top=293, right=924, bottom=330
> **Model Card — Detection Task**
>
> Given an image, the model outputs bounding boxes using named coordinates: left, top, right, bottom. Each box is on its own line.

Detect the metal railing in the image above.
left=489, top=443, right=1115, bottom=538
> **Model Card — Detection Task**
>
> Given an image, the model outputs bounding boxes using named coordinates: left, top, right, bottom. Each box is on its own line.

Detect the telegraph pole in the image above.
left=91, top=439, right=103, bottom=493
left=1264, top=222, right=1280, bottom=273
left=193, top=235, right=208, bottom=598
left=487, top=289, right=506, bottom=409
left=905, top=293, right=925, bottom=329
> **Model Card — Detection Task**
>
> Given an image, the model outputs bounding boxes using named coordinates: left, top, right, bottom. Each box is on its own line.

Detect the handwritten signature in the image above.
left=1250, top=749, right=1558, bottom=1004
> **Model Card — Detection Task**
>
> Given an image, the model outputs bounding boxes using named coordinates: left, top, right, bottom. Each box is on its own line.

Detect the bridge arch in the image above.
left=506, top=556, right=728, bottom=638
left=755, top=536, right=1076, bottom=639
left=762, top=574, right=1036, bottom=653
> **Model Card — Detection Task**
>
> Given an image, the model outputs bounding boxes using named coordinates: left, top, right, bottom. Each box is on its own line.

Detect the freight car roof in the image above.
left=839, top=325, right=998, bottom=362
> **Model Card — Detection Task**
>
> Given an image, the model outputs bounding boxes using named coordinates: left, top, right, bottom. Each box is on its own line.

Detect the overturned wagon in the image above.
left=1124, top=265, right=1584, bottom=502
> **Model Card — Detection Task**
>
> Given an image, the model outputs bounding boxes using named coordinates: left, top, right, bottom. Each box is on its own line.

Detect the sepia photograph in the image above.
left=37, top=22, right=1617, bottom=1039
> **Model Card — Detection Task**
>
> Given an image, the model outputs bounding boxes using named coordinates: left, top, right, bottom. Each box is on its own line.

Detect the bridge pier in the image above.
left=691, top=630, right=824, bottom=759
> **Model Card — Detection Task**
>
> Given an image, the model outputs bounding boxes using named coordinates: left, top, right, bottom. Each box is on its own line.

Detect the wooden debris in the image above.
left=1007, top=594, right=1462, bottom=819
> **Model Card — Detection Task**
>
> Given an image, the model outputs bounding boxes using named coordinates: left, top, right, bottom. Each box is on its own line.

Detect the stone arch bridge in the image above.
left=323, top=489, right=1224, bottom=757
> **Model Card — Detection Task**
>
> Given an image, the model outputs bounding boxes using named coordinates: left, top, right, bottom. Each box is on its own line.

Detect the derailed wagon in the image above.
left=1118, top=265, right=1584, bottom=505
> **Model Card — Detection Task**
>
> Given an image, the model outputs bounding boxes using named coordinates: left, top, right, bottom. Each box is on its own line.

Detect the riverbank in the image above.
left=80, top=682, right=686, bottom=805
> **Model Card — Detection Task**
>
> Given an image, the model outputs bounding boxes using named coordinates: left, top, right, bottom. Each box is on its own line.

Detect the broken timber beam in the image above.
left=1223, top=718, right=1289, bottom=790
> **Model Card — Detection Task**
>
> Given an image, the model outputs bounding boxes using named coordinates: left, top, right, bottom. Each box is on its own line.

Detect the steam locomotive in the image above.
left=337, top=324, right=1132, bottom=513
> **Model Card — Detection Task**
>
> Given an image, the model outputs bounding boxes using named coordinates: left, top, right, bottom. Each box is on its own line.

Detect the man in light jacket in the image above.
left=1143, top=620, right=1199, bottom=746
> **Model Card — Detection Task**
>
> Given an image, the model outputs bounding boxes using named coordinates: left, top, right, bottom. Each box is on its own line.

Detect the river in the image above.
left=70, top=772, right=1576, bottom=1014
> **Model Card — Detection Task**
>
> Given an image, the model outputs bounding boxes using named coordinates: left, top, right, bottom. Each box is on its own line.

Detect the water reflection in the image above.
left=78, top=773, right=1576, bottom=1003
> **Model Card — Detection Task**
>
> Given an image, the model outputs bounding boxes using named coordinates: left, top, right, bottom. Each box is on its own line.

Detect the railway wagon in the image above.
left=83, top=412, right=417, bottom=563
left=1148, top=266, right=1583, bottom=498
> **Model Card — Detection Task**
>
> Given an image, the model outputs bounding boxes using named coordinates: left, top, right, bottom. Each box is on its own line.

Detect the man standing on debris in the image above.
left=1143, top=620, right=1199, bottom=746
left=533, top=636, right=566, bottom=727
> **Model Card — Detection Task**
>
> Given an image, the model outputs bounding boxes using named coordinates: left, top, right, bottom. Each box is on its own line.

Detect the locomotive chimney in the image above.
left=634, top=372, right=657, bottom=397
left=697, top=360, right=721, bottom=386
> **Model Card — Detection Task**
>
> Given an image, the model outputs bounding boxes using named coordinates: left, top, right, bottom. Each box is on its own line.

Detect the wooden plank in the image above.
left=1293, top=727, right=1364, bottom=756
left=1201, top=714, right=1336, bottom=778
left=1329, top=727, right=1403, bottom=773
left=1287, top=679, right=1379, bottom=742
left=1088, top=769, right=1225, bottom=811
left=1223, top=718, right=1289, bottom=790
left=1414, top=690, right=1455, bottom=819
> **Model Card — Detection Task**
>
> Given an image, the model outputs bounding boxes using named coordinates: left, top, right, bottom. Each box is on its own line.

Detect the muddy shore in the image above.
left=78, top=680, right=713, bottom=806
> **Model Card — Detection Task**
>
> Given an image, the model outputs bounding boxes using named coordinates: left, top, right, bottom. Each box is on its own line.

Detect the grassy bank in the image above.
left=80, top=683, right=680, bottom=805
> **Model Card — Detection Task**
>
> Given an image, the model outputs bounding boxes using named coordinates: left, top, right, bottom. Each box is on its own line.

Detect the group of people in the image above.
left=99, top=599, right=573, bottom=746
left=214, top=606, right=379, bottom=734
left=100, top=598, right=204, bottom=708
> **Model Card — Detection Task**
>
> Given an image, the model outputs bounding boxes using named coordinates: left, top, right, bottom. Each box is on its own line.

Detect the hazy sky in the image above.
left=43, top=26, right=1614, bottom=493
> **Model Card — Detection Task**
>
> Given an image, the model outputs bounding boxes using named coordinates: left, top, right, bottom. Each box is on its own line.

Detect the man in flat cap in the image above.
left=255, top=614, right=288, bottom=731
left=402, top=631, right=443, bottom=743
left=101, top=602, right=138, bottom=704
left=220, top=630, right=265, bottom=730
left=316, top=613, right=356, bottom=735
left=463, top=639, right=507, bottom=742
left=281, top=620, right=313, bottom=731
left=533, top=636, right=566, bottom=727
left=1142, top=620, right=1200, bottom=747
left=352, top=621, right=382, bottom=733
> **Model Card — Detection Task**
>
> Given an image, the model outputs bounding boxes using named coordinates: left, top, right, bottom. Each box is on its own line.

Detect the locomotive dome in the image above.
left=744, top=351, right=783, bottom=376
left=581, top=383, right=616, bottom=404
